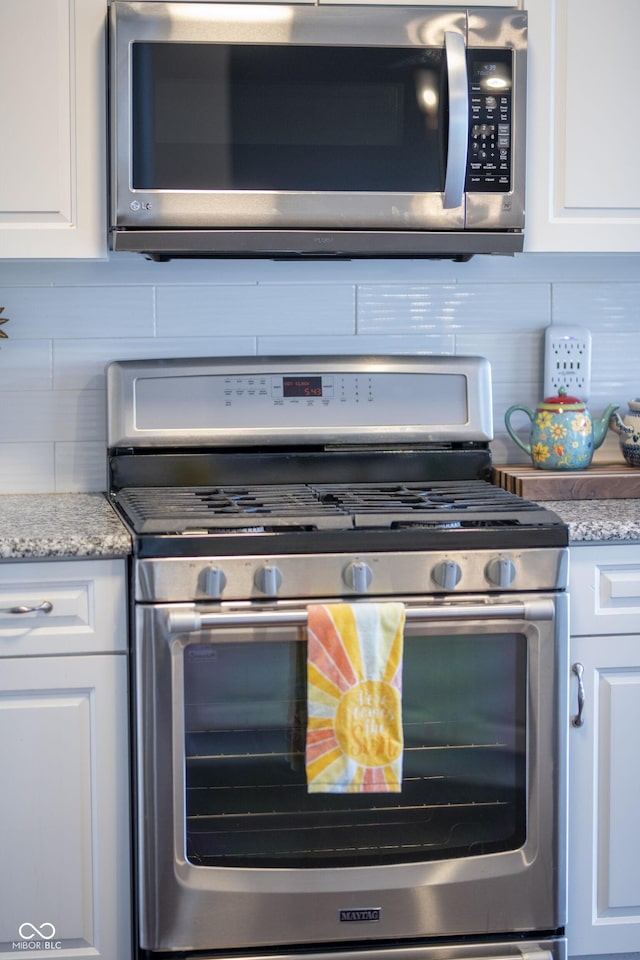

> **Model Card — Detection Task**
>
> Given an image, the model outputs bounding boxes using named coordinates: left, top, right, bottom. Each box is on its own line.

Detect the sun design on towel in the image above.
left=305, top=603, right=405, bottom=793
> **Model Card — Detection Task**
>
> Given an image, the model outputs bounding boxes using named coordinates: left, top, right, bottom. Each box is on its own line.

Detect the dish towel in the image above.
left=305, top=602, right=405, bottom=793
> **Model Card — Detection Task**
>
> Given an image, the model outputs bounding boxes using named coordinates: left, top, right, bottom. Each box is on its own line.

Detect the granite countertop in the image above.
left=0, top=493, right=638, bottom=562
left=0, top=494, right=132, bottom=560
left=543, top=499, right=640, bottom=543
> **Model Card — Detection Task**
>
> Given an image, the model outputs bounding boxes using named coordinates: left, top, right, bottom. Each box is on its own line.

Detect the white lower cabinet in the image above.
left=568, top=544, right=640, bottom=956
left=0, top=559, right=131, bottom=960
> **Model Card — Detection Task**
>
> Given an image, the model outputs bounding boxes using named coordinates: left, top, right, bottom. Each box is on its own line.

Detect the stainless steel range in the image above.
left=107, top=356, right=568, bottom=960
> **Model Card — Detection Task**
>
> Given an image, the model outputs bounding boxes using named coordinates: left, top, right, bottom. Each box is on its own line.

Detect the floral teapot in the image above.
left=504, top=388, right=618, bottom=470
left=609, top=401, right=640, bottom=466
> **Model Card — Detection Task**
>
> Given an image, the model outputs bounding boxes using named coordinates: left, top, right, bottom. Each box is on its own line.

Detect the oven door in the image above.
left=110, top=3, right=526, bottom=248
left=134, top=593, right=567, bottom=953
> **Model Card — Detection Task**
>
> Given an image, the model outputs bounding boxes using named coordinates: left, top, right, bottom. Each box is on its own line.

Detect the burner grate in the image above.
left=312, top=481, right=534, bottom=514
left=115, top=480, right=546, bottom=535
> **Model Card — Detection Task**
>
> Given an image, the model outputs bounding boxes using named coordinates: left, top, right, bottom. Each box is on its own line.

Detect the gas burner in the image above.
left=393, top=519, right=462, bottom=530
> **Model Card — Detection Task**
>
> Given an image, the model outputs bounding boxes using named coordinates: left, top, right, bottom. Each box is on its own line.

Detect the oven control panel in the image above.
left=106, top=356, right=494, bottom=447
left=135, top=371, right=470, bottom=431
left=135, top=548, right=569, bottom=603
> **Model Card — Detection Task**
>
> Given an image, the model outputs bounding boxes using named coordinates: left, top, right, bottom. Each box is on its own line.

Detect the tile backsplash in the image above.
left=0, top=252, right=638, bottom=493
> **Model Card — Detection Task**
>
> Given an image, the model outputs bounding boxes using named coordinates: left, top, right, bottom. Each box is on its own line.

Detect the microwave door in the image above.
left=116, top=32, right=463, bottom=233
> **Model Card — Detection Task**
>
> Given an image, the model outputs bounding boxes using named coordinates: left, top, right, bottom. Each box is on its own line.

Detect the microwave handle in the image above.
left=443, top=30, right=469, bottom=210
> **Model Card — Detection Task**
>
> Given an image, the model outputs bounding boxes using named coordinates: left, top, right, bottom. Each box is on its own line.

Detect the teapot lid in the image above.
left=540, top=386, right=585, bottom=409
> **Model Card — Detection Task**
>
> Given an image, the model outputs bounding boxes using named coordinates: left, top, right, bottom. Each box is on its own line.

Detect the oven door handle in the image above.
left=166, top=599, right=556, bottom=635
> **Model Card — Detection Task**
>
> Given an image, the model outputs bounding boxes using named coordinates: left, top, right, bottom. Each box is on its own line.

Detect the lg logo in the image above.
left=130, top=200, right=153, bottom=211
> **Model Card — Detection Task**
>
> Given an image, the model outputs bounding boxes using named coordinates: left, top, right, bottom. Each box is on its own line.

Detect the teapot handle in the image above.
left=504, top=404, right=534, bottom=455
left=608, top=409, right=631, bottom=436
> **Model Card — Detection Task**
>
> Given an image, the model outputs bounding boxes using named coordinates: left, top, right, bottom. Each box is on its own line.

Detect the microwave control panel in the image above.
left=466, top=51, right=513, bottom=193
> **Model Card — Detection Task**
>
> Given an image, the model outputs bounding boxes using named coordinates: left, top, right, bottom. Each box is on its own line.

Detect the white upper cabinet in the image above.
left=525, top=0, right=640, bottom=251
left=0, top=0, right=106, bottom=259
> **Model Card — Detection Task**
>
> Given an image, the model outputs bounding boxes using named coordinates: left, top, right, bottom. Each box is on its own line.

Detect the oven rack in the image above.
left=182, top=717, right=523, bottom=867
left=184, top=796, right=521, bottom=867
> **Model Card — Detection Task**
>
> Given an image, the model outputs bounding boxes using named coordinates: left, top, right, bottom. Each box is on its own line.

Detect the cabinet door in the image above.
left=0, top=558, right=127, bottom=657
left=0, top=655, right=131, bottom=960
left=525, top=0, right=640, bottom=251
left=569, top=635, right=640, bottom=955
left=0, top=0, right=106, bottom=258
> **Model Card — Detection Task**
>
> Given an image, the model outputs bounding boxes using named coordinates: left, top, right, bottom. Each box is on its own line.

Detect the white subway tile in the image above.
left=589, top=341, right=640, bottom=407
left=357, top=283, right=550, bottom=333
left=455, top=332, right=542, bottom=383
left=0, top=391, right=105, bottom=443
left=0, top=286, right=154, bottom=339
left=56, top=392, right=106, bottom=442
left=2, top=252, right=640, bottom=288
left=156, top=284, right=356, bottom=337
left=0, top=340, right=53, bottom=390
left=258, top=334, right=454, bottom=355
left=53, top=337, right=257, bottom=390
left=0, top=254, right=639, bottom=493
left=552, top=282, right=640, bottom=331
left=0, top=443, right=55, bottom=493
left=55, top=442, right=108, bottom=492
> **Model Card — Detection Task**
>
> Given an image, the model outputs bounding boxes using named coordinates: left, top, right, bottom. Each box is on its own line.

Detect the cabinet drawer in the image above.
left=570, top=543, right=640, bottom=636
left=0, top=558, right=127, bottom=656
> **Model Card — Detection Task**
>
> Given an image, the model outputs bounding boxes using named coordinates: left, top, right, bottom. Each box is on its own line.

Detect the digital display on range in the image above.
left=282, top=376, right=323, bottom=398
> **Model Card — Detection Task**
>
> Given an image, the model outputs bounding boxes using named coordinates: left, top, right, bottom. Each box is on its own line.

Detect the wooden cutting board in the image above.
left=493, top=463, right=640, bottom=500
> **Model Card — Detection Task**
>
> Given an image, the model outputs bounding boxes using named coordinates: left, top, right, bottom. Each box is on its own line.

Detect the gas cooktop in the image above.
left=114, top=479, right=559, bottom=534
left=112, top=478, right=567, bottom=558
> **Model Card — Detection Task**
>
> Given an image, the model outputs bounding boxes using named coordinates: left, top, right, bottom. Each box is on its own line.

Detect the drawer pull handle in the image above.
left=1, top=600, right=53, bottom=615
left=571, top=662, right=585, bottom=727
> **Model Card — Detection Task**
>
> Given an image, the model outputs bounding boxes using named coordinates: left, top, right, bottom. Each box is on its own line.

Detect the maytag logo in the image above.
left=339, top=908, right=381, bottom=923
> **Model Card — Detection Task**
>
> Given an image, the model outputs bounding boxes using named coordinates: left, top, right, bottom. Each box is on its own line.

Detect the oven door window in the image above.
left=182, top=627, right=526, bottom=869
left=131, top=43, right=446, bottom=193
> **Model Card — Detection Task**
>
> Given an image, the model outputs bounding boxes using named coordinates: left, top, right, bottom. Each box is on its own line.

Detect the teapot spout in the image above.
left=594, top=404, right=620, bottom=448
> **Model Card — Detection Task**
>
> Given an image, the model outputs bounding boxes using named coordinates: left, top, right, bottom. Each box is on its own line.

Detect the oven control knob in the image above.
left=343, top=560, right=373, bottom=593
left=204, top=565, right=227, bottom=598
left=431, top=560, right=462, bottom=590
left=485, top=557, right=516, bottom=588
left=254, top=563, right=283, bottom=596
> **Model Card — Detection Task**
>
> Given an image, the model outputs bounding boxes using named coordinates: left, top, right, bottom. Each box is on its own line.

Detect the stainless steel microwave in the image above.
left=109, top=3, right=527, bottom=260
